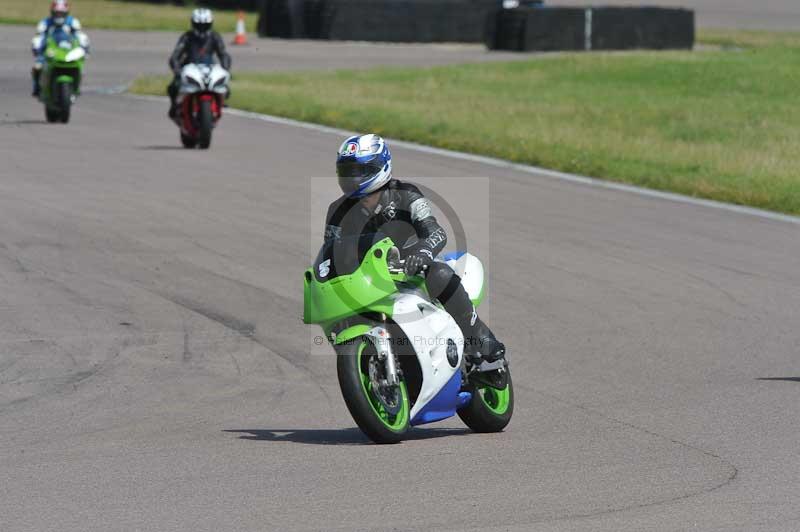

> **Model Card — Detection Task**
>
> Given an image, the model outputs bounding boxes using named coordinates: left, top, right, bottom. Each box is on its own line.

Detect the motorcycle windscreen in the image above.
left=312, top=232, right=388, bottom=283
left=48, top=28, right=76, bottom=48
left=304, top=233, right=398, bottom=325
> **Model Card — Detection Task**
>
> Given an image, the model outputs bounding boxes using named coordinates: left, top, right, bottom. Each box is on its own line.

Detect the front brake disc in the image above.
left=369, top=357, right=402, bottom=415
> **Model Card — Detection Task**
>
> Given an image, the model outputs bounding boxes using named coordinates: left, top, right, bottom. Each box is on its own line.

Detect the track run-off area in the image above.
left=1, top=13, right=799, bottom=532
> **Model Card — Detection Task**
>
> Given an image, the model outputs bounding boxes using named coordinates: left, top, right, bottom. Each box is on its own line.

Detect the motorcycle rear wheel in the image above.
left=458, top=371, right=514, bottom=433
left=336, top=338, right=410, bottom=444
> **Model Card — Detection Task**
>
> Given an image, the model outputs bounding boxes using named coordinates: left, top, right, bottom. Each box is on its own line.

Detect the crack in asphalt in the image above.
left=512, top=383, right=739, bottom=526
left=155, top=291, right=334, bottom=406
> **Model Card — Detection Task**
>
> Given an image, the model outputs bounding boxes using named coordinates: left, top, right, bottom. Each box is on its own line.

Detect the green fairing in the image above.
left=40, top=36, right=85, bottom=107
left=303, top=238, right=400, bottom=326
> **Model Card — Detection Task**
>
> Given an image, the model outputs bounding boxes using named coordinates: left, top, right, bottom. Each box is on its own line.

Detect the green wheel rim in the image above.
left=479, top=384, right=511, bottom=415
left=357, top=341, right=409, bottom=431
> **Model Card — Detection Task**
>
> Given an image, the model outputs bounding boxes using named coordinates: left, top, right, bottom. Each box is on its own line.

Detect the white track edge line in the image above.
left=128, top=93, right=800, bottom=226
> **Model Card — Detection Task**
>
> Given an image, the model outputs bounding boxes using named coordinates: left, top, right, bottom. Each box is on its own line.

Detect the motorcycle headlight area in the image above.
left=64, top=48, right=85, bottom=62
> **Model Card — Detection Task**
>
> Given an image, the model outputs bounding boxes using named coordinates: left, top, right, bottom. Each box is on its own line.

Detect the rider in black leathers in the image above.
left=167, top=8, right=232, bottom=119
left=326, top=134, right=506, bottom=364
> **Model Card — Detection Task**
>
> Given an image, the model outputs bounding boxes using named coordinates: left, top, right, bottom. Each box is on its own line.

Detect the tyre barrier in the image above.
left=116, top=0, right=262, bottom=10
left=258, top=0, right=500, bottom=42
left=489, top=6, right=695, bottom=51
left=259, top=1, right=693, bottom=50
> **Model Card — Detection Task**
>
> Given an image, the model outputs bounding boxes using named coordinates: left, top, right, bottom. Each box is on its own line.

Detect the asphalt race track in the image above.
left=2, top=23, right=800, bottom=532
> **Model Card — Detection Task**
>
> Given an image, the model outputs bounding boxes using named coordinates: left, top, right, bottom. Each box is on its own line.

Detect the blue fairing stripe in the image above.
left=410, top=371, right=462, bottom=426
left=443, top=251, right=466, bottom=261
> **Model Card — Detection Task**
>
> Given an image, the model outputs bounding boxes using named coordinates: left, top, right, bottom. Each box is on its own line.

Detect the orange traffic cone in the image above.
left=232, top=12, right=247, bottom=45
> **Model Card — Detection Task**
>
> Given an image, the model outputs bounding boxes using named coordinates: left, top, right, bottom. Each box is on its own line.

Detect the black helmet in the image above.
left=191, top=8, right=213, bottom=38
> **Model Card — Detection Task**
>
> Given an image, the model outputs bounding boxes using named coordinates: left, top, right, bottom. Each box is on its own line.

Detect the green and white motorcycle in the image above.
left=39, top=33, right=86, bottom=124
left=304, top=234, right=513, bottom=444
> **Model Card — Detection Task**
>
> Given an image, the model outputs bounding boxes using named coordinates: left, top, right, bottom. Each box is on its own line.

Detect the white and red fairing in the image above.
left=176, top=63, right=229, bottom=136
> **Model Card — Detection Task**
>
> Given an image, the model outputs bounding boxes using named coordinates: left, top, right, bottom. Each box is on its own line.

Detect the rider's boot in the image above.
left=455, top=308, right=506, bottom=365
left=31, top=67, right=41, bottom=97
left=167, top=79, right=179, bottom=119
left=427, top=262, right=506, bottom=365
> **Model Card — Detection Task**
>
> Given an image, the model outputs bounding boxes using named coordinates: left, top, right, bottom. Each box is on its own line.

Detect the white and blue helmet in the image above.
left=336, top=134, right=392, bottom=198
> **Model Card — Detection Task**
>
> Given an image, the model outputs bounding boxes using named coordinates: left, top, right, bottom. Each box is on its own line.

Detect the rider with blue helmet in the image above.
left=31, top=1, right=90, bottom=97
left=325, top=134, right=506, bottom=364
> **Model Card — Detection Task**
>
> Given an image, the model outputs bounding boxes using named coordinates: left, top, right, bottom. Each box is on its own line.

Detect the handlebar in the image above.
left=388, top=259, right=428, bottom=276
left=386, top=246, right=428, bottom=276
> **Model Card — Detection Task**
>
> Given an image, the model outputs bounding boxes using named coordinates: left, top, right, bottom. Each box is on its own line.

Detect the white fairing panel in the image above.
left=444, top=253, right=485, bottom=306
left=180, top=63, right=230, bottom=95
left=391, top=292, right=464, bottom=421
left=180, top=63, right=204, bottom=94
left=64, top=47, right=85, bottom=62
left=208, top=64, right=231, bottom=94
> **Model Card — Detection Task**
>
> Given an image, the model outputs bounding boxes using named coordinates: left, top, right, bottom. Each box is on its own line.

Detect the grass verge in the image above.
left=2, top=0, right=257, bottom=32
left=133, top=30, right=800, bottom=215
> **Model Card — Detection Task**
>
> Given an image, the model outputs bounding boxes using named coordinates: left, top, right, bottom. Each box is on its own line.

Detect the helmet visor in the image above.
left=337, top=161, right=382, bottom=179
left=193, top=22, right=212, bottom=34
left=337, top=161, right=384, bottom=196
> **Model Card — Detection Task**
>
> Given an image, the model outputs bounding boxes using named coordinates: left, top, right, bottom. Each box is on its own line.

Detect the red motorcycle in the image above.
left=173, top=63, right=230, bottom=149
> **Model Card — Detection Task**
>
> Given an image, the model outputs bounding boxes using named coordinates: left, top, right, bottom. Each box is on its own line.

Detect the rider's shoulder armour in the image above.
left=385, top=180, right=433, bottom=223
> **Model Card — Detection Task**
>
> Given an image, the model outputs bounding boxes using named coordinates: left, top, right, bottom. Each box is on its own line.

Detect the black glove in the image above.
left=404, top=249, right=433, bottom=276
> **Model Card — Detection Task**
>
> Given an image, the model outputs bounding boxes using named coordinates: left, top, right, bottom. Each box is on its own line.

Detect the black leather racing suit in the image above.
left=324, top=179, right=503, bottom=360
left=167, top=30, right=232, bottom=111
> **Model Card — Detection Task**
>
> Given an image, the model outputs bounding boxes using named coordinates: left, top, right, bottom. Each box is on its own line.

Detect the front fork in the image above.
left=373, top=314, right=400, bottom=386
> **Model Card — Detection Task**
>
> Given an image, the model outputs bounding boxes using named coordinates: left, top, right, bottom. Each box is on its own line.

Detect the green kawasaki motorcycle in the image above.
left=39, top=34, right=86, bottom=124
left=304, top=234, right=513, bottom=444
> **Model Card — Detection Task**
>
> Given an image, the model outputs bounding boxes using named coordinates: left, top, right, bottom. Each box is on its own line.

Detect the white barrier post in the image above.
left=584, top=8, right=593, bottom=51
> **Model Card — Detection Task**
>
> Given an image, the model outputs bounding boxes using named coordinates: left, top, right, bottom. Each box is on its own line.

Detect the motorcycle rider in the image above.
left=31, top=0, right=90, bottom=97
left=326, top=133, right=506, bottom=364
left=167, top=8, right=232, bottom=119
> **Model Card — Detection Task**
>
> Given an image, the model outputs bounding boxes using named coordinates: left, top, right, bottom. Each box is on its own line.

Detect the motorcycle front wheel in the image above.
left=58, top=82, right=71, bottom=124
left=180, top=133, right=197, bottom=149
left=197, top=99, right=212, bottom=149
left=336, top=337, right=410, bottom=444
left=45, top=107, right=59, bottom=123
